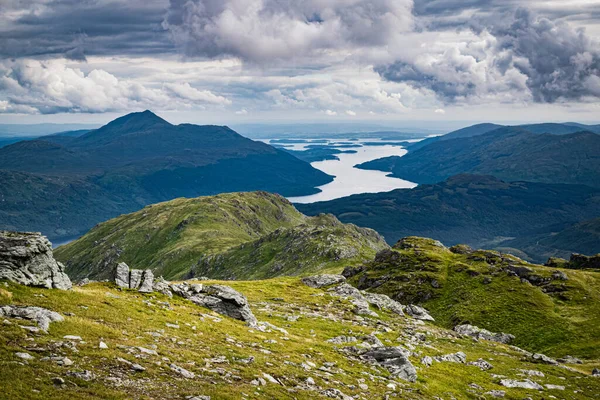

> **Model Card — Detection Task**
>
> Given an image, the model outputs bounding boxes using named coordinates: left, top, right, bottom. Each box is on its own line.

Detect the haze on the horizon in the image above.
left=1, top=0, right=600, bottom=127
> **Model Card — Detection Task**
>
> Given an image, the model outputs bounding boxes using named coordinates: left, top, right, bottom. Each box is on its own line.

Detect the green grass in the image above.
left=55, top=192, right=387, bottom=281
left=349, top=237, right=600, bottom=359
left=1, top=278, right=599, bottom=399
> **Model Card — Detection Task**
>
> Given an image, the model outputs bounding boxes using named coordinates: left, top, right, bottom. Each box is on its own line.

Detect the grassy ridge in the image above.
left=349, top=237, right=600, bottom=359
left=56, top=192, right=387, bottom=281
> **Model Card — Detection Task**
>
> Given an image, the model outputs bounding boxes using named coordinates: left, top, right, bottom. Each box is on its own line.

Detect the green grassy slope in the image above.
left=56, top=192, right=387, bottom=281
left=1, top=278, right=599, bottom=400
left=349, top=237, right=600, bottom=359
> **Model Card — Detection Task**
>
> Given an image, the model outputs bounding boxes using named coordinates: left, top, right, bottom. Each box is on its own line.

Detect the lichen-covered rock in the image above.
left=0, top=305, right=64, bottom=332
left=362, top=292, right=405, bottom=316
left=328, top=283, right=377, bottom=316
left=405, top=304, right=434, bottom=321
left=499, top=379, right=543, bottom=390
left=138, top=270, right=154, bottom=293
left=129, top=269, right=143, bottom=289
left=153, top=277, right=172, bottom=297
left=454, top=324, right=515, bottom=344
left=362, top=347, right=417, bottom=382
left=0, top=231, right=71, bottom=290
left=530, top=353, right=558, bottom=365
left=114, top=262, right=130, bottom=288
left=302, top=274, right=346, bottom=288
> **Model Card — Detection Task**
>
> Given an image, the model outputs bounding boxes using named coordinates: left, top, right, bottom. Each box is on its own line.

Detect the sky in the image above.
left=1, top=0, right=600, bottom=128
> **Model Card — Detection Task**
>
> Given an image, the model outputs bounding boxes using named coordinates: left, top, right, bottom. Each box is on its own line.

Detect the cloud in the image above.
left=324, top=110, right=337, bottom=116
left=377, top=8, right=600, bottom=104
left=162, top=0, right=414, bottom=62
left=235, top=108, right=248, bottom=115
left=434, top=108, right=445, bottom=114
left=345, top=110, right=356, bottom=116
left=0, top=59, right=231, bottom=114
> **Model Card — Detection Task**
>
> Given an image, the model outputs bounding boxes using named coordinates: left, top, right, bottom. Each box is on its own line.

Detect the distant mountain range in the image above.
left=0, top=111, right=332, bottom=240
left=358, top=125, right=600, bottom=187
left=297, top=174, right=600, bottom=262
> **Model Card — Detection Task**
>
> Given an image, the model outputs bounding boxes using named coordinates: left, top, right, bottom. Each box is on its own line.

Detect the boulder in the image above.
left=405, top=304, right=434, bottom=321
left=468, top=358, right=493, bottom=370
left=592, top=368, right=599, bottom=376
left=153, top=277, right=172, bottom=297
left=530, top=353, right=558, bottom=365
left=328, top=283, right=377, bottom=316
left=180, top=284, right=257, bottom=326
left=302, top=274, right=346, bottom=288
left=454, top=324, right=515, bottom=344
left=138, top=270, right=154, bottom=293
left=362, top=347, right=417, bottom=382
left=114, top=262, right=130, bottom=288
left=499, top=379, right=543, bottom=390
left=129, top=269, right=143, bottom=289
left=435, top=352, right=467, bottom=363
left=362, top=292, right=405, bottom=316
left=0, top=231, right=71, bottom=290
left=0, top=305, right=63, bottom=332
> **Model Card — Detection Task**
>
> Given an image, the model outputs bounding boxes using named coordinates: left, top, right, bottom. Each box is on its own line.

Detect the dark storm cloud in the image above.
left=0, top=0, right=173, bottom=60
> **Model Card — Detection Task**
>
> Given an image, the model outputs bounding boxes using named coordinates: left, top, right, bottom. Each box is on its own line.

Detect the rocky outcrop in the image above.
left=405, top=304, right=434, bottom=321
left=173, top=282, right=258, bottom=326
left=328, top=283, right=377, bottom=316
left=0, top=305, right=64, bottom=332
left=113, top=262, right=154, bottom=292
left=301, top=274, right=346, bottom=288
left=138, top=270, right=154, bottom=293
left=114, top=262, right=130, bottom=288
left=0, top=231, right=71, bottom=290
left=362, top=292, right=404, bottom=316
left=361, top=347, right=417, bottom=382
left=499, top=379, right=543, bottom=390
left=454, top=324, right=515, bottom=344
left=568, top=253, right=600, bottom=270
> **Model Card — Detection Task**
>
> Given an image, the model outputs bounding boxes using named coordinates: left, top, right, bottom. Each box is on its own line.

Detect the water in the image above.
left=286, top=141, right=417, bottom=204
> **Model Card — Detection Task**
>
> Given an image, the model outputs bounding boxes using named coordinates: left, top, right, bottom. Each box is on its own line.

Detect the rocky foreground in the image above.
left=0, top=237, right=598, bottom=399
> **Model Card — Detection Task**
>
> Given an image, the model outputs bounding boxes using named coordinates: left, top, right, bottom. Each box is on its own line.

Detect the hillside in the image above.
left=55, top=192, right=388, bottom=281
left=358, top=128, right=600, bottom=187
left=0, top=111, right=332, bottom=240
left=296, top=174, right=600, bottom=257
left=347, top=237, right=600, bottom=359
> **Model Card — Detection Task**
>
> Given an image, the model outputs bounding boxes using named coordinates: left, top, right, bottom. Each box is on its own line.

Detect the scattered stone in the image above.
left=421, top=356, right=433, bottom=367
left=519, top=369, right=544, bottom=377
left=499, top=379, right=543, bottom=390
left=306, top=377, right=315, bottom=386
left=0, top=305, right=64, bottom=332
left=67, top=370, right=95, bottom=381
left=153, top=277, right=172, bottom=297
left=362, top=292, right=405, bottom=316
left=545, top=384, right=565, bottom=390
left=552, top=270, right=568, bottom=281
left=302, top=274, right=346, bottom=288
left=99, top=341, right=108, bottom=349
left=558, top=355, right=583, bottom=364
left=592, top=368, right=599, bottom=376
left=454, top=324, right=515, bottom=344
left=468, top=358, right=493, bottom=371
left=114, top=262, right=130, bottom=288
left=165, top=323, right=180, bottom=329
left=187, top=396, right=210, bottom=400
left=189, top=284, right=258, bottom=326
left=320, top=388, right=354, bottom=400
left=52, top=377, right=65, bottom=385
left=362, top=347, right=417, bottom=382
left=131, top=363, right=146, bottom=372
left=15, top=352, right=34, bottom=360
left=138, top=269, right=154, bottom=293
left=435, top=352, right=467, bottom=363
left=530, top=353, right=558, bottom=365
left=0, top=231, right=72, bottom=290
left=485, top=390, right=505, bottom=398
left=327, top=335, right=358, bottom=344
left=63, top=335, right=82, bottom=341
left=405, top=304, right=434, bottom=321
left=77, top=278, right=90, bottom=286
left=328, top=283, right=377, bottom=316
left=170, top=364, right=195, bottom=379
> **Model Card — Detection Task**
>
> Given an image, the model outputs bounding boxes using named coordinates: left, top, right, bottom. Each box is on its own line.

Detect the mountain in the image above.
left=496, top=218, right=600, bottom=262
left=296, top=174, right=600, bottom=258
left=346, top=237, right=600, bottom=358
left=55, top=191, right=388, bottom=281
left=358, top=127, right=600, bottom=187
left=0, top=111, right=333, bottom=240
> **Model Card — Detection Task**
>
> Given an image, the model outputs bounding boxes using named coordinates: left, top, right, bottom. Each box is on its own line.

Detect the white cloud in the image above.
left=434, top=108, right=446, bottom=114
left=235, top=108, right=248, bottom=115
left=0, top=59, right=231, bottom=114
left=345, top=110, right=357, bottom=116
left=324, top=109, right=337, bottom=116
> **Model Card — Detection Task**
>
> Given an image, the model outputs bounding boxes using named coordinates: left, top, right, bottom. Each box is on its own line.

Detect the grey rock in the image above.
left=138, top=270, right=154, bottom=293
left=421, top=356, right=433, bottom=366
left=362, top=292, right=405, bottom=316
left=531, top=353, right=558, bottom=365
left=189, top=284, right=257, bottom=326
left=362, top=347, right=417, bottom=382
left=435, top=352, right=467, bottom=363
left=545, top=384, right=565, bottom=390
left=499, top=379, right=543, bottom=390
left=114, top=262, right=130, bottom=288
left=187, top=396, right=211, bottom=400
left=15, top=352, right=34, bottom=360
left=468, top=358, right=493, bottom=370
left=169, top=363, right=195, bottom=379
left=129, top=269, right=143, bottom=290
left=67, top=370, right=95, bottom=381
left=0, top=305, right=64, bottom=332
left=320, top=388, right=354, bottom=400
left=328, top=283, right=377, bottom=316
left=77, top=278, right=90, bottom=286
left=455, top=324, right=515, bottom=344
left=0, top=231, right=72, bottom=290
left=558, top=355, right=583, bottom=364
left=302, top=274, right=346, bottom=288
left=405, top=304, right=434, bottom=321
left=327, top=335, right=358, bottom=344
left=153, top=277, right=172, bottom=297
left=592, top=368, right=600, bottom=376
left=552, top=270, right=568, bottom=280
left=485, top=390, right=505, bottom=398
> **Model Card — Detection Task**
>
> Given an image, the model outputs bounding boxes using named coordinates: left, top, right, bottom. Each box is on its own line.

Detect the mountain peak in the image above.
left=105, top=110, right=170, bottom=128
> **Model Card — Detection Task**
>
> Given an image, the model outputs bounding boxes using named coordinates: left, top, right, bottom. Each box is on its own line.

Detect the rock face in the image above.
left=328, top=283, right=377, bottom=316
left=301, top=274, right=346, bottom=288
left=113, top=262, right=154, bottom=293
left=362, top=347, right=417, bottom=382
left=138, top=270, right=154, bottom=293
left=174, top=282, right=258, bottom=326
left=0, top=305, right=64, bottom=332
left=114, top=262, right=130, bottom=288
left=454, top=324, right=515, bottom=344
left=129, top=269, right=143, bottom=289
left=568, top=253, right=600, bottom=269
left=362, top=292, right=405, bottom=316
left=405, top=304, right=434, bottom=321
left=0, top=231, right=72, bottom=290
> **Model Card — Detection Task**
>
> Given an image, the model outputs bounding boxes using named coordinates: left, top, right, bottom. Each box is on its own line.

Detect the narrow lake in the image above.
left=280, top=140, right=418, bottom=203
